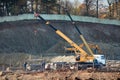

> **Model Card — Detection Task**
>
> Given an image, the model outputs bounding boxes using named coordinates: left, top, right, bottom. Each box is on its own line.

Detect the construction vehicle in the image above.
left=64, top=9, right=106, bottom=66
left=34, top=13, right=106, bottom=69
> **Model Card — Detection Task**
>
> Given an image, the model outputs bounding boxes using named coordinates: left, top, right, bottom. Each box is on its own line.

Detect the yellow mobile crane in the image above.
left=64, top=8, right=105, bottom=66
left=34, top=13, right=106, bottom=69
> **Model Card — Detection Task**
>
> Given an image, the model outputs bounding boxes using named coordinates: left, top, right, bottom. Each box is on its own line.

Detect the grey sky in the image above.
left=70, top=0, right=108, bottom=6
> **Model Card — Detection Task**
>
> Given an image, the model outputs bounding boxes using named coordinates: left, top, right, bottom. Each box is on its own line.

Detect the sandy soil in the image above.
left=0, top=70, right=120, bottom=80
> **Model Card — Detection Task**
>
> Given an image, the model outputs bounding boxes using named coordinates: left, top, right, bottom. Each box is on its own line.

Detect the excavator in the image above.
left=34, top=12, right=106, bottom=69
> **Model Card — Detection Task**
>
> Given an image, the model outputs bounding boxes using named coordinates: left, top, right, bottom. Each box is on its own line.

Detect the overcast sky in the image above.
left=70, top=0, right=108, bottom=6
left=70, top=0, right=84, bottom=2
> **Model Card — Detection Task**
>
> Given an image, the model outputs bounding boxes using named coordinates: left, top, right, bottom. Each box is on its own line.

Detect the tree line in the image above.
left=0, top=0, right=120, bottom=20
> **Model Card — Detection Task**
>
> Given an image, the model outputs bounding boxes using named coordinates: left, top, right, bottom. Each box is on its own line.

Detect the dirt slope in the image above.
left=0, top=20, right=120, bottom=60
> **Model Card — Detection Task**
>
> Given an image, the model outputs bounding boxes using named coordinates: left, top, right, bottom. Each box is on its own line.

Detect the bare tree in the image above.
left=57, top=0, right=73, bottom=14
left=107, top=0, right=114, bottom=18
left=84, top=0, right=106, bottom=18
left=114, top=0, right=120, bottom=19
left=84, top=0, right=94, bottom=16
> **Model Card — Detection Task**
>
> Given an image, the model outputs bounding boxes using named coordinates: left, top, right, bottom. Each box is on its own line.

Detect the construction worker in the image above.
left=23, top=62, right=27, bottom=71
left=41, top=61, right=45, bottom=71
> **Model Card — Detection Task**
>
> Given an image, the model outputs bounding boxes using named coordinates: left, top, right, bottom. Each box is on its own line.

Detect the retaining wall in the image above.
left=0, top=14, right=120, bottom=26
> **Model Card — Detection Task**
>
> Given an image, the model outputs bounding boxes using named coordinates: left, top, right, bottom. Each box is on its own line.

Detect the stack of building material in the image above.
left=50, top=56, right=76, bottom=62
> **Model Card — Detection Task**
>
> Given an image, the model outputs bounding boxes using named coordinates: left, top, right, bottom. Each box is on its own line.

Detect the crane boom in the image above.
left=65, top=9, right=94, bottom=56
left=56, top=30, right=87, bottom=56
left=34, top=12, right=106, bottom=66
left=35, top=13, right=88, bottom=57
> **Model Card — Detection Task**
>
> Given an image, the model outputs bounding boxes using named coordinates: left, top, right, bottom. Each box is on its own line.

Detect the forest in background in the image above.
left=0, top=0, right=120, bottom=20
left=0, top=0, right=120, bottom=67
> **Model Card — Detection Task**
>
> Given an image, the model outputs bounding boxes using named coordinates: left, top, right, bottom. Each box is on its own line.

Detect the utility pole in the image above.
left=115, top=0, right=118, bottom=18
left=58, top=0, right=60, bottom=14
left=85, top=0, right=89, bottom=16
left=96, top=0, right=98, bottom=18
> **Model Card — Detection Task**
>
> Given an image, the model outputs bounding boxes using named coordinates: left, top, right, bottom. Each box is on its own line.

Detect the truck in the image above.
left=34, top=12, right=106, bottom=70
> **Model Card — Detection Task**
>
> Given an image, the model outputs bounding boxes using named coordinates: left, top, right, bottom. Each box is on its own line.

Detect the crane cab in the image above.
left=93, top=54, right=106, bottom=66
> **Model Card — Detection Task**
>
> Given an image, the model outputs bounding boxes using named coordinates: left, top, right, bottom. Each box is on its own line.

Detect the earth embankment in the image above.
left=0, top=20, right=120, bottom=60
